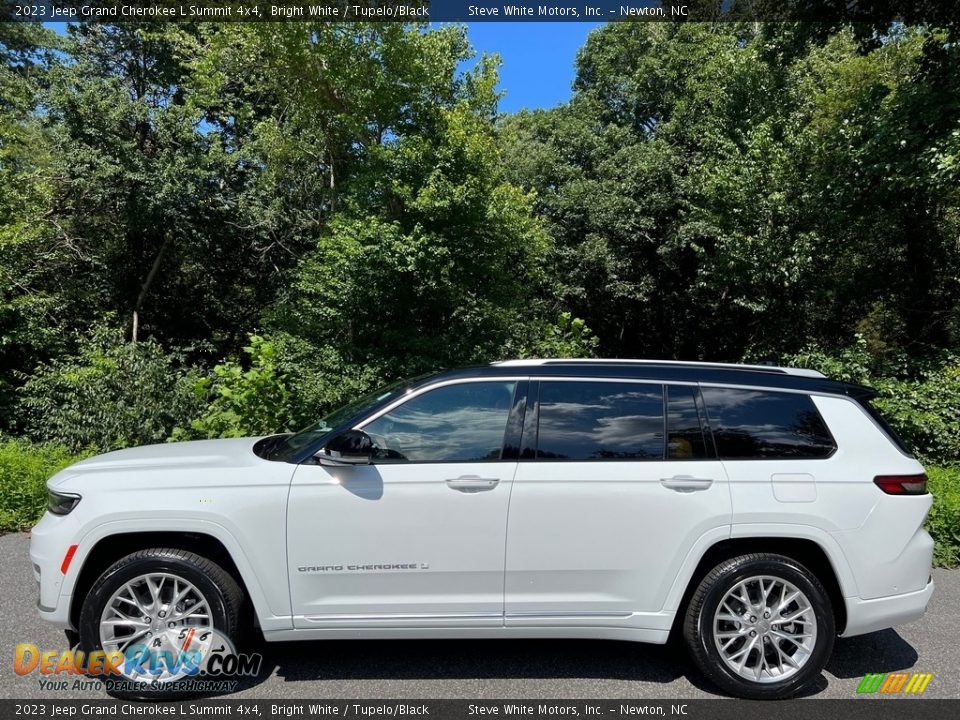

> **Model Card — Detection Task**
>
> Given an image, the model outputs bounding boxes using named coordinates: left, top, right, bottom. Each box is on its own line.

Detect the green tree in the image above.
left=0, top=24, right=63, bottom=424
left=17, top=326, right=203, bottom=452
left=202, top=23, right=593, bottom=422
left=41, top=23, right=282, bottom=348
left=175, top=335, right=290, bottom=439
left=504, top=22, right=960, bottom=361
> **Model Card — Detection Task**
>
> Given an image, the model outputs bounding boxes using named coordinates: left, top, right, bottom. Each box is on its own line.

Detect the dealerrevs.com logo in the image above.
left=856, top=672, right=934, bottom=695
left=13, top=630, right=262, bottom=693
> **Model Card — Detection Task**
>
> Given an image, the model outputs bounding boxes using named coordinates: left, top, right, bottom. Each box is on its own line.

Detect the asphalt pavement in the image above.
left=1, top=532, right=957, bottom=699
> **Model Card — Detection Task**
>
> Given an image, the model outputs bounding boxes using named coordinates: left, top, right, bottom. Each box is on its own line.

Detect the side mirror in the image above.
left=317, top=429, right=373, bottom=466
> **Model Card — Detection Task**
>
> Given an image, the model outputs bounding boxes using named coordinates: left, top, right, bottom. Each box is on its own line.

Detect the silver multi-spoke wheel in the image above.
left=712, top=575, right=817, bottom=684
left=81, top=549, right=244, bottom=699
left=99, top=572, right=213, bottom=683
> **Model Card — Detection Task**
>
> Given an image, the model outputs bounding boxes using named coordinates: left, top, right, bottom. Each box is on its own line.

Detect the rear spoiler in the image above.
left=840, top=381, right=879, bottom=401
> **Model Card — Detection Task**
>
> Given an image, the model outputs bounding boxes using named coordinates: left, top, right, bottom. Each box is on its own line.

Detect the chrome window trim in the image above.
left=354, top=376, right=527, bottom=430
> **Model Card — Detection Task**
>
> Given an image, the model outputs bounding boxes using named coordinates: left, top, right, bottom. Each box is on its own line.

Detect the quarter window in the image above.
left=536, top=382, right=664, bottom=460
left=700, top=387, right=835, bottom=459
left=362, top=382, right=517, bottom=463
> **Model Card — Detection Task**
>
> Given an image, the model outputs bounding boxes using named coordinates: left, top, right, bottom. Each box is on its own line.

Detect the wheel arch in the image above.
left=669, top=536, right=848, bottom=639
left=68, top=530, right=255, bottom=631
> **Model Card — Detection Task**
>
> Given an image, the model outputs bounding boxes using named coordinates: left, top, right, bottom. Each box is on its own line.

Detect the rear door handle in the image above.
left=445, top=475, right=500, bottom=493
left=660, top=476, right=714, bottom=492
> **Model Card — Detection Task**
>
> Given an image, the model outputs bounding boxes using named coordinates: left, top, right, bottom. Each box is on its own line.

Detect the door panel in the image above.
left=504, top=380, right=732, bottom=623
left=288, top=461, right=515, bottom=626
left=287, top=379, right=522, bottom=627
left=504, top=459, right=730, bottom=620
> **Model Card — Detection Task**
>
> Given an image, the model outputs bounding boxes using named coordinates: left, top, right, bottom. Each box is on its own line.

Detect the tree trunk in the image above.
left=132, top=233, right=172, bottom=342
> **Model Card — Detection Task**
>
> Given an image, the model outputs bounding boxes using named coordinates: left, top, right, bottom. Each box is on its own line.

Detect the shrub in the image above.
left=0, top=439, right=90, bottom=532
left=174, top=335, right=292, bottom=439
left=17, top=326, right=204, bottom=452
left=785, top=337, right=960, bottom=465
left=871, top=370, right=960, bottom=465
left=271, top=334, right=388, bottom=430
left=500, top=311, right=599, bottom=360
left=928, top=466, right=960, bottom=568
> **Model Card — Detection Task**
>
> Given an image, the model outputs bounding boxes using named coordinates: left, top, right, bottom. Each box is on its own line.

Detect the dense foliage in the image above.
left=1, top=21, right=959, bottom=568
left=927, top=466, right=960, bottom=568
left=1, top=21, right=958, bottom=486
left=18, top=325, right=204, bottom=451
left=0, top=439, right=91, bottom=531
left=502, top=23, right=960, bottom=361
left=1, top=22, right=595, bottom=450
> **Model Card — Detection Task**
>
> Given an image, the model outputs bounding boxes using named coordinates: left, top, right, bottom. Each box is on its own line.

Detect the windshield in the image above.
left=260, top=377, right=417, bottom=462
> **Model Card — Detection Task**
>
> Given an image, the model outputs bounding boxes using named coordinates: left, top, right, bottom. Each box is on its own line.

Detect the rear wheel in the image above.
left=682, top=553, right=834, bottom=699
left=78, top=548, right=243, bottom=700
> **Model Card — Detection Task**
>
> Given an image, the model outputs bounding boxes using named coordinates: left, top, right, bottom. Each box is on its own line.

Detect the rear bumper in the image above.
left=841, top=578, right=934, bottom=638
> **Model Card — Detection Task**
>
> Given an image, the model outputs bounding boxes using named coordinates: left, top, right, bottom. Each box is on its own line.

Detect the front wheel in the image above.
left=682, top=553, right=835, bottom=699
left=78, top=548, right=243, bottom=700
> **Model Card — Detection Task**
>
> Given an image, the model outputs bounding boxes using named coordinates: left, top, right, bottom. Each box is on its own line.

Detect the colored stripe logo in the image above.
left=857, top=672, right=933, bottom=694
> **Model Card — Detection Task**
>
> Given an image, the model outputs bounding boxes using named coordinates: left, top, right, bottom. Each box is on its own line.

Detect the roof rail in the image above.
left=491, top=358, right=825, bottom=379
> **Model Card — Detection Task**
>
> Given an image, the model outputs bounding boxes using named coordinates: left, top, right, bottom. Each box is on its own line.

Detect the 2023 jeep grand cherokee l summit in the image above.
left=31, top=359, right=934, bottom=699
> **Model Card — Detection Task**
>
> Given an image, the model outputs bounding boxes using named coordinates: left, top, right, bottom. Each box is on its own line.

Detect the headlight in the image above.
left=47, top=489, right=81, bottom=516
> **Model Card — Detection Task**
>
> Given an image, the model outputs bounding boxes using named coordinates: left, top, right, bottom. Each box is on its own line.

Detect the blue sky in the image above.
left=47, top=22, right=602, bottom=113
left=465, top=23, right=603, bottom=112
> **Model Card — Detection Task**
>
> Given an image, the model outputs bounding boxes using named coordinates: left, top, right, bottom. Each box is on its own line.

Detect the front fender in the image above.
left=43, top=515, right=293, bottom=632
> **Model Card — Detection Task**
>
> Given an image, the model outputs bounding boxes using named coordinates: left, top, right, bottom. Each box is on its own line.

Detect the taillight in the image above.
left=874, top=474, right=928, bottom=495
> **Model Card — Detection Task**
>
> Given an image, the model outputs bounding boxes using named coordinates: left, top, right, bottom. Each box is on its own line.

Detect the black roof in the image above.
left=412, top=360, right=877, bottom=400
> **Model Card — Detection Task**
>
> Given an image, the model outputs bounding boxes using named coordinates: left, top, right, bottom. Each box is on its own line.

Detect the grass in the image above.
left=0, top=438, right=90, bottom=532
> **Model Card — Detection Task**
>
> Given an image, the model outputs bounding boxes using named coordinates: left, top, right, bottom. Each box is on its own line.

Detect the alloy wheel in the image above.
left=712, top=574, right=817, bottom=683
left=98, top=572, right=214, bottom=683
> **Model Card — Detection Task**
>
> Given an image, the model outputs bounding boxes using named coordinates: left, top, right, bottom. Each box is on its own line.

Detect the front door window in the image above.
left=362, top=381, right=518, bottom=463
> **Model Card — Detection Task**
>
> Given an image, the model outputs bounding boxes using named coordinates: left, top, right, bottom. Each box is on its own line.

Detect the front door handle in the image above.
left=660, top=476, right=714, bottom=492
left=445, top=475, right=499, bottom=493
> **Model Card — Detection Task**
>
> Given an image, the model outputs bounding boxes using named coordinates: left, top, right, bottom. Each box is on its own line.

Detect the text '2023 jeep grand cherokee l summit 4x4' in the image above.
left=31, top=359, right=934, bottom=699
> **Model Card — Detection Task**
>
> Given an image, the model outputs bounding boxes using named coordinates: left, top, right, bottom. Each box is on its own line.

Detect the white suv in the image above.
left=31, top=359, right=934, bottom=699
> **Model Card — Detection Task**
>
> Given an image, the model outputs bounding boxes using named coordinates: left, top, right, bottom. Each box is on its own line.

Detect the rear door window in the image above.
left=700, top=387, right=835, bottom=459
left=666, top=385, right=709, bottom=459
left=536, top=381, right=664, bottom=460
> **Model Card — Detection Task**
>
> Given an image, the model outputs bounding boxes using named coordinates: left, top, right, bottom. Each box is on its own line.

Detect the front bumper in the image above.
left=29, top=510, right=80, bottom=628
left=841, top=578, right=935, bottom=638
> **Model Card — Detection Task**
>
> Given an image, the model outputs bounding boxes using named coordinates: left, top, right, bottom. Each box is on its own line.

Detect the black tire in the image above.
left=78, top=548, right=243, bottom=700
left=682, top=553, right=835, bottom=699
